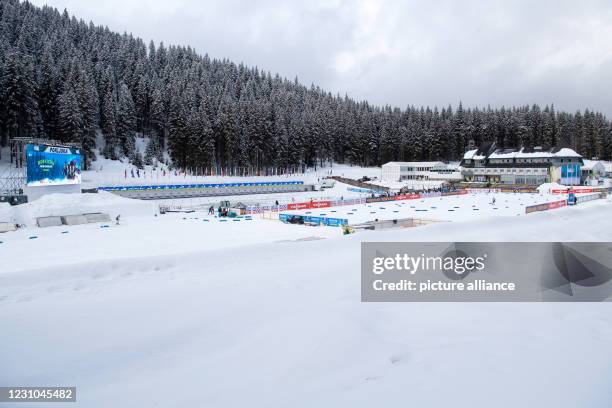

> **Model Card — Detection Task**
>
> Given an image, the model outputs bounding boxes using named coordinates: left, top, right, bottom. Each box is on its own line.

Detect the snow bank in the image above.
left=0, top=202, right=12, bottom=222
left=537, top=182, right=565, bottom=194
left=10, top=191, right=158, bottom=227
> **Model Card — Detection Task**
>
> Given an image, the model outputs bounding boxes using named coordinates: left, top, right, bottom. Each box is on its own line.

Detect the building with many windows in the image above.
left=460, top=143, right=583, bottom=186
left=381, top=161, right=462, bottom=183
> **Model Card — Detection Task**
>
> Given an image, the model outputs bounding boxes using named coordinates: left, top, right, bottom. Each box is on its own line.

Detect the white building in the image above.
left=461, top=143, right=583, bottom=186
left=603, top=162, right=612, bottom=178
left=581, top=160, right=606, bottom=184
left=381, top=161, right=462, bottom=183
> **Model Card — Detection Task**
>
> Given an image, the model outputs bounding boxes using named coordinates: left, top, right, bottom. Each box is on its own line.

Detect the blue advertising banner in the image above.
left=98, top=180, right=304, bottom=191
left=26, top=144, right=82, bottom=186
left=560, top=164, right=580, bottom=185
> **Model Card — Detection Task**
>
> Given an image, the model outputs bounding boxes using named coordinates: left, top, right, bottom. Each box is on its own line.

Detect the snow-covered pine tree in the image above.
left=76, top=65, right=99, bottom=169
left=116, top=82, right=136, bottom=160
left=0, top=0, right=611, bottom=169
left=2, top=50, right=40, bottom=139
left=57, top=87, right=82, bottom=143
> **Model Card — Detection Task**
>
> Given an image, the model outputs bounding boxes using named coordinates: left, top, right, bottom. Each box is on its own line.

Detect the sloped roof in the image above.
left=581, top=159, right=605, bottom=171
left=383, top=161, right=445, bottom=167
left=463, top=143, right=582, bottom=160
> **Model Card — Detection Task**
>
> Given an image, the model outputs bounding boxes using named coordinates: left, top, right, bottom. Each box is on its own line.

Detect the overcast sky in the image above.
left=30, top=0, right=612, bottom=116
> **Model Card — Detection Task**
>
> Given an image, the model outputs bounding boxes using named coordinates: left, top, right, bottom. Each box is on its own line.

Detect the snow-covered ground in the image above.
left=0, top=191, right=158, bottom=227
left=370, top=179, right=448, bottom=191
left=153, top=179, right=370, bottom=209
left=1, top=188, right=612, bottom=407
left=281, top=192, right=566, bottom=224
left=2, top=148, right=612, bottom=407
left=82, top=150, right=382, bottom=189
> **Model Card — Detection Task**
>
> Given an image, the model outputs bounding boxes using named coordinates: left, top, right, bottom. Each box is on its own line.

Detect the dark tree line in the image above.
left=1, top=0, right=611, bottom=174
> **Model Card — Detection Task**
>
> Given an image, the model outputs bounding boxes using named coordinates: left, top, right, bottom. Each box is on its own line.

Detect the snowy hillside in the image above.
left=82, top=147, right=382, bottom=188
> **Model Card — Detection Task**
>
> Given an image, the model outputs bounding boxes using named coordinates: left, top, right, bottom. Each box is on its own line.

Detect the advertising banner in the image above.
left=525, top=203, right=550, bottom=214
left=287, top=200, right=331, bottom=210
left=366, top=196, right=395, bottom=203
left=560, top=164, right=581, bottom=185
left=525, top=200, right=567, bottom=213
left=98, top=180, right=304, bottom=191
left=547, top=200, right=567, bottom=210
left=361, top=242, right=612, bottom=302
left=395, top=194, right=421, bottom=201
left=26, top=144, right=82, bottom=186
left=552, top=188, right=594, bottom=194
left=311, top=200, right=331, bottom=209
left=287, top=202, right=310, bottom=210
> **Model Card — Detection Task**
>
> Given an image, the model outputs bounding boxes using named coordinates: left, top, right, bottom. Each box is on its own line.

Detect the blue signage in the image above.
left=98, top=180, right=304, bottom=191
left=560, top=164, right=581, bottom=185
left=26, top=144, right=82, bottom=186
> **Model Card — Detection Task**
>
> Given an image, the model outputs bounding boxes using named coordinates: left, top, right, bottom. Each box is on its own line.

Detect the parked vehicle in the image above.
left=321, top=179, right=336, bottom=189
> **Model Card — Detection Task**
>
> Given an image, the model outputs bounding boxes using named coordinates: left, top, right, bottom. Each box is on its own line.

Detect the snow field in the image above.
left=1, top=202, right=612, bottom=407
left=0, top=211, right=341, bottom=274
left=2, top=153, right=612, bottom=407
left=281, top=192, right=569, bottom=224
left=0, top=191, right=159, bottom=227
left=153, top=179, right=370, bottom=209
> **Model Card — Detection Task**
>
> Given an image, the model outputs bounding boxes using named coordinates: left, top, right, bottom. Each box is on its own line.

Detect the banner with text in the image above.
left=26, top=144, right=82, bottom=186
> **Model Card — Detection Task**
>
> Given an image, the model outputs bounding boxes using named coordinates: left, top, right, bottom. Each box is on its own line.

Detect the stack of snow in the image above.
left=537, top=182, right=567, bottom=195
left=10, top=191, right=158, bottom=227
left=0, top=202, right=13, bottom=222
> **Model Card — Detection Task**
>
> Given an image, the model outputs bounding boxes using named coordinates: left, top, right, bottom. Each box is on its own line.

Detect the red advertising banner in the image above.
left=547, top=200, right=567, bottom=209
left=394, top=194, right=421, bottom=201
left=287, top=190, right=468, bottom=211
left=526, top=199, right=567, bottom=213
left=287, top=202, right=310, bottom=210
left=311, top=200, right=331, bottom=209
left=551, top=188, right=593, bottom=194
left=287, top=200, right=332, bottom=210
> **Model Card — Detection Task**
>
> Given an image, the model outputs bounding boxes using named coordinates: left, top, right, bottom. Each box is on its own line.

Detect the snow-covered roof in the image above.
left=463, top=149, right=477, bottom=160
left=551, top=148, right=582, bottom=158
left=581, top=159, right=605, bottom=171
left=464, top=146, right=581, bottom=160
left=383, top=161, right=445, bottom=167
left=462, top=149, right=488, bottom=160
left=602, top=162, right=612, bottom=172
left=492, top=150, right=576, bottom=159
